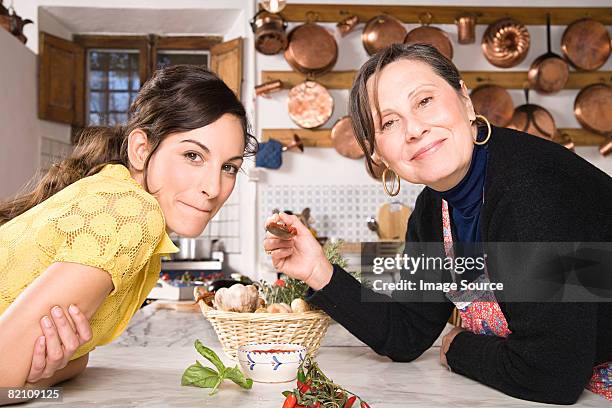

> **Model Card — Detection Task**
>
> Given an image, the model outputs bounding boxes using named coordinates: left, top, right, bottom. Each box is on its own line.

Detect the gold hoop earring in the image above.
left=382, top=167, right=400, bottom=197
left=473, top=114, right=491, bottom=145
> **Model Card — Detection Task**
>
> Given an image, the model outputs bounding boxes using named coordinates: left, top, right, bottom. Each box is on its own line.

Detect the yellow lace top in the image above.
left=0, top=164, right=179, bottom=360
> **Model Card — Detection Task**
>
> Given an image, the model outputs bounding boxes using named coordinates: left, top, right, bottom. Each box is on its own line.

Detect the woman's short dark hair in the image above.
left=349, top=43, right=463, bottom=173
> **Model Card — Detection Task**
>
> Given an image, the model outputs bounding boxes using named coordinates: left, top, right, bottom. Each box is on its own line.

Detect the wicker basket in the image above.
left=197, top=300, right=331, bottom=360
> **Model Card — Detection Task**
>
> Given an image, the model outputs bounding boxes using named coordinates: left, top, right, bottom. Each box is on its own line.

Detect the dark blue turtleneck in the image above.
left=432, top=128, right=488, bottom=243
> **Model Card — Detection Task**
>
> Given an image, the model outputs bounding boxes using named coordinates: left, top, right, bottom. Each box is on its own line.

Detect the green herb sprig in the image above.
left=181, top=340, right=253, bottom=395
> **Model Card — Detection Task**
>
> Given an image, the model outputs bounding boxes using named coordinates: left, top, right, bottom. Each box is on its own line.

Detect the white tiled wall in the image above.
left=40, top=136, right=73, bottom=172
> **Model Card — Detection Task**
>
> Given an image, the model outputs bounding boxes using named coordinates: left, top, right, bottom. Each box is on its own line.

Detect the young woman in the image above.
left=0, top=65, right=257, bottom=389
left=264, top=44, right=611, bottom=404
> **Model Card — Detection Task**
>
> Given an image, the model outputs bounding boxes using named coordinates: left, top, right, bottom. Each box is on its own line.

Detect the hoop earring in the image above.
left=473, top=114, right=491, bottom=145
left=382, top=167, right=400, bottom=197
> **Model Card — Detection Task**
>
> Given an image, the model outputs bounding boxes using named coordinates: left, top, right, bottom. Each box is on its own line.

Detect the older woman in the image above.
left=264, top=44, right=611, bottom=404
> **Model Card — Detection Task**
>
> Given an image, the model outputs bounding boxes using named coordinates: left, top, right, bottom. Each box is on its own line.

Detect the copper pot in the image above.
left=482, top=18, right=530, bottom=68
left=362, top=14, right=407, bottom=56
left=284, top=19, right=338, bottom=76
left=561, top=18, right=610, bottom=71
left=456, top=14, right=477, bottom=45
left=574, top=83, right=612, bottom=136
left=508, top=88, right=556, bottom=140
left=287, top=80, right=334, bottom=129
left=470, top=85, right=514, bottom=127
left=528, top=14, right=569, bottom=94
left=250, top=10, right=288, bottom=55
left=330, top=116, right=364, bottom=159
left=404, top=12, right=453, bottom=60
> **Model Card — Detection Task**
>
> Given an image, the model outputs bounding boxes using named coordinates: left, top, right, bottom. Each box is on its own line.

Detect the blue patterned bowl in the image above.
left=237, top=342, right=306, bottom=383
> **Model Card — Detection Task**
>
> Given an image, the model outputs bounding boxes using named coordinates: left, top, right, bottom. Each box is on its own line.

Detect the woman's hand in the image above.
left=439, top=326, right=466, bottom=370
left=26, top=304, right=93, bottom=384
left=262, top=212, right=333, bottom=290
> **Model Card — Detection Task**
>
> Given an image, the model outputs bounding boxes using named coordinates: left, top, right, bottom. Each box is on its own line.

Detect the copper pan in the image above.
left=250, top=10, right=288, bottom=55
left=362, top=14, right=407, bottom=56
left=287, top=80, right=334, bottom=129
left=599, top=137, right=612, bottom=157
left=482, top=18, right=530, bottom=68
left=284, top=14, right=338, bottom=76
left=562, top=18, right=610, bottom=71
left=330, top=116, right=364, bottom=159
left=404, top=12, right=453, bottom=60
left=528, top=14, right=569, bottom=94
left=470, top=85, right=514, bottom=127
left=456, top=14, right=477, bottom=45
left=508, top=88, right=556, bottom=140
left=574, top=83, right=612, bottom=136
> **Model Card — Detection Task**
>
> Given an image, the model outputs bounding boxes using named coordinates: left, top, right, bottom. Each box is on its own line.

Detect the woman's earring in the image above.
left=473, top=114, right=491, bottom=145
left=382, top=167, right=401, bottom=197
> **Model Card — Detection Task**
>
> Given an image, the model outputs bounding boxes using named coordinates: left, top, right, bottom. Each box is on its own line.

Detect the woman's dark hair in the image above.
left=349, top=43, right=464, bottom=174
left=0, top=65, right=257, bottom=225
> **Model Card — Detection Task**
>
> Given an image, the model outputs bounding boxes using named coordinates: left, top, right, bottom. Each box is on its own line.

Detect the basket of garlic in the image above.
left=194, top=278, right=331, bottom=361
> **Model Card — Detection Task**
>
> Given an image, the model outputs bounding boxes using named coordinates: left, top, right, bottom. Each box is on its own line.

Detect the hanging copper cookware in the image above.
left=287, top=80, right=334, bottom=129
left=470, top=85, right=514, bottom=127
left=482, top=18, right=531, bottom=68
left=250, top=10, right=288, bottom=55
left=337, top=14, right=359, bottom=37
left=574, top=83, right=612, bottom=136
left=599, top=138, right=612, bottom=157
left=456, top=14, right=477, bottom=45
left=528, top=14, right=569, bottom=94
left=330, top=116, right=364, bottom=159
left=362, top=14, right=407, bottom=56
left=508, top=87, right=556, bottom=140
left=404, top=12, right=453, bottom=60
left=284, top=15, right=338, bottom=76
left=561, top=18, right=610, bottom=71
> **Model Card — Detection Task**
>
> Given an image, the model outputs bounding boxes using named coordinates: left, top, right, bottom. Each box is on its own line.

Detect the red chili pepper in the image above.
left=360, top=401, right=371, bottom=408
left=344, top=395, right=357, bottom=408
left=275, top=278, right=286, bottom=287
left=313, top=402, right=322, bottom=408
left=298, top=379, right=311, bottom=393
left=282, top=393, right=297, bottom=408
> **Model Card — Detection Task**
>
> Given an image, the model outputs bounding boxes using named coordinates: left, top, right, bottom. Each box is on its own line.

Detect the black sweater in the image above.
left=306, top=126, right=612, bottom=405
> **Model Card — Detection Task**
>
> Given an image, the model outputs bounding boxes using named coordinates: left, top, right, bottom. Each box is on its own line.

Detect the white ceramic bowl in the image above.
left=237, top=343, right=306, bottom=383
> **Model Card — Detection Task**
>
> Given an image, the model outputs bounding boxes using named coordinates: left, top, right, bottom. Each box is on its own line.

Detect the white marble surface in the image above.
left=25, top=304, right=609, bottom=408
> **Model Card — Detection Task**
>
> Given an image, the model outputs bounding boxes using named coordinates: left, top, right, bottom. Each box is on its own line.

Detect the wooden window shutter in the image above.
left=38, top=32, right=85, bottom=126
left=210, top=37, right=243, bottom=100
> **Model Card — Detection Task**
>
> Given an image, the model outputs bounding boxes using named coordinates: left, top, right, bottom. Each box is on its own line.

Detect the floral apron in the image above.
left=441, top=199, right=611, bottom=401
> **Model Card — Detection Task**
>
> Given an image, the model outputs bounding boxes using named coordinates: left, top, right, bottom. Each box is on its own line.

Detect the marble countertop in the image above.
left=26, top=304, right=608, bottom=408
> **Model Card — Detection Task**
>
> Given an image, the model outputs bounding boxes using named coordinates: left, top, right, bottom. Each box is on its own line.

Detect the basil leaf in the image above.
left=181, top=362, right=220, bottom=388
left=224, top=366, right=253, bottom=390
left=194, top=340, right=226, bottom=373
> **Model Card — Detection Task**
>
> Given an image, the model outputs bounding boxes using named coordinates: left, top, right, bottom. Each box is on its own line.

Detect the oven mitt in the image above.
left=255, top=139, right=283, bottom=169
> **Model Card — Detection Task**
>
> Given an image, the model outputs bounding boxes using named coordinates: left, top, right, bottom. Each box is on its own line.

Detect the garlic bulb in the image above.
left=267, top=303, right=292, bottom=313
left=290, top=298, right=310, bottom=313
left=214, top=284, right=259, bottom=312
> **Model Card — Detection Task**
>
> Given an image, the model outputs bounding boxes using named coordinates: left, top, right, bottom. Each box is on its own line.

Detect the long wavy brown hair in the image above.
left=0, top=65, right=257, bottom=226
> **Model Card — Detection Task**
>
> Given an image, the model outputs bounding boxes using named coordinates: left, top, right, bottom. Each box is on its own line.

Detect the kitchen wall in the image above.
left=2, top=0, right=610, bottom=283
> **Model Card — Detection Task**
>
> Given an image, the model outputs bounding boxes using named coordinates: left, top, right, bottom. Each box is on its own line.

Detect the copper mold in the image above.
left=482, top=18, right=531, bottom=68
left=456, top=14, right=477, bottom=45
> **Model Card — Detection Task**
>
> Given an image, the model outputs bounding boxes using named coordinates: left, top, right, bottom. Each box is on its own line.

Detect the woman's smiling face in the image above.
left=367, top=59, right=477, bottom=191
left=140, top=113, right=245, bottom=237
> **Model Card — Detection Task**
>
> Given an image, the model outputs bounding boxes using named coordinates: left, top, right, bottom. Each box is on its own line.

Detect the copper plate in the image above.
left=574, top=83, right=612, bottom=135
left=284, top=22, right=338, bottom=76
left=527, top=15, right=569, bottom=94
left=482, top=18, right=530, bottom=68
left=404, top=26, right=453, bottom=60
left=287, top=80, right=334, bottom=129
left=362, top=14, right=407, bottom=56
left=562, top=18, right=611, bottom=71
left=330, top=116, right=364, bottom=159
left=470, top=85, right=514, bottom=127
